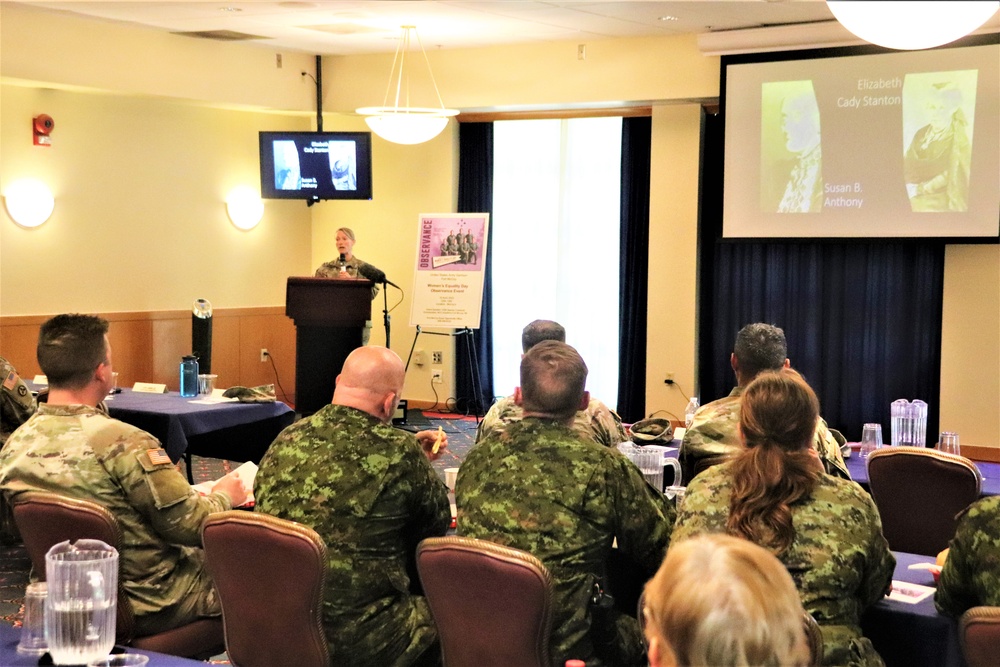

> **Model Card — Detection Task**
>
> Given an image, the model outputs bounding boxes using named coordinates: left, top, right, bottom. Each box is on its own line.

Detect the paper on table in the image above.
left=189, top=389, right=237, bottom=405
left=191, top=461, right=257, bottom=506
left=886, top=580, right=935, bottom=604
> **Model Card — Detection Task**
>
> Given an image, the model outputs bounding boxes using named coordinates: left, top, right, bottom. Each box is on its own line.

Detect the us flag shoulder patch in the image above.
left=147, top=449, right=172, bottom=465
left=3, top=370, right=18, bottom=390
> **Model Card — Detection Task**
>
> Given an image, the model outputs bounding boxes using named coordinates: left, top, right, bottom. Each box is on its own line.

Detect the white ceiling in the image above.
left=8, top=1, right=842, bottom=55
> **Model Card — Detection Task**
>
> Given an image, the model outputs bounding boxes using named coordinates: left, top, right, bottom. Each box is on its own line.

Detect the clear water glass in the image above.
left=938, top=432, right=961, bottom=456
left=859, top=423, right=883, bottom=459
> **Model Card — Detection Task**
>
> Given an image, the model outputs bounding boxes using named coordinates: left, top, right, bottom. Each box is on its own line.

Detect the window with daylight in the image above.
left=490, top=116, right=622, bottom=405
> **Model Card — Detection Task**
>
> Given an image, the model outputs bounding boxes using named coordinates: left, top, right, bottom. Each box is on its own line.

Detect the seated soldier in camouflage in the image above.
left=935, top=496, right=1000, bottom=616
left=254, top=346, right=451, bottom=667
left=1, top=355, right=35, bottom=449
left=477, top=319, right=627, bottom=448
left=679, top=323, right=848, bottom=483
left=0, top=314, right=248, bottom=634
left=458, top=341, right=675, bottom=667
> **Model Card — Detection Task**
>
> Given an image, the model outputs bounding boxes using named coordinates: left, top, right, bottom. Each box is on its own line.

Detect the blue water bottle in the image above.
left=179, top=355, right=199, bottom=397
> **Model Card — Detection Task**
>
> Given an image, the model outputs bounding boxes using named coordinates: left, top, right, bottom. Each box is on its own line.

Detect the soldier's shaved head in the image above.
left=333, top=346, right=405, bottom=422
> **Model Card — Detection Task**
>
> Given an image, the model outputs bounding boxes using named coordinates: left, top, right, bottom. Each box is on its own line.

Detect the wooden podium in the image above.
left=286, top=277, right=373, bottom=416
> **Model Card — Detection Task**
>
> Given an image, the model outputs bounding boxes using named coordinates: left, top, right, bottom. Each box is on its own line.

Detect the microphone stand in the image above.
left=381, top=280, right=391, bottom=348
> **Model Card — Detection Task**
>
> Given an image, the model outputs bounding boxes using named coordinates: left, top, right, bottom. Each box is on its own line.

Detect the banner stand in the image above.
left=405, top=325, right=483, bottom=421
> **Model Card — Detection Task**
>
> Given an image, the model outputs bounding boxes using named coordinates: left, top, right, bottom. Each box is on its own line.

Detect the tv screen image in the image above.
left=259, top=131, right=373, bottom=201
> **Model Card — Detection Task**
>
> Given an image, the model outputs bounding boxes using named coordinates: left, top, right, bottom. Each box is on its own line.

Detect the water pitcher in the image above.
left=45, top=539, right=118, bottom=666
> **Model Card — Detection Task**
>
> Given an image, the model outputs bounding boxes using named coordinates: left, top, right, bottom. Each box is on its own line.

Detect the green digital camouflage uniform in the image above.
left=457, top=417, right=675, bottom=667
left=476, top=395, right=628, bottom=449
left=679, top=387, right=850, bottom=483
left=254, top=404, right=451, bottom=667
left=673, top=462, right=895, bottom=667
left=0, top=403, right=234, bottom=634
left=1, top=356, right=35, bottom=447
left=935, top=495, right=1000, bottom=616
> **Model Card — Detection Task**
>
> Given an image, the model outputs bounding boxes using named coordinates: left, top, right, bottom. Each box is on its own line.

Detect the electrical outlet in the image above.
left=260, top=348, right=269, bottom=363
left=413, top=349, right=426, bottom=366
left=432, top=351, right=443, bottom=364
left=431, top=369, right=443, bottom=384
left=665, top=372, right=674, bottom=382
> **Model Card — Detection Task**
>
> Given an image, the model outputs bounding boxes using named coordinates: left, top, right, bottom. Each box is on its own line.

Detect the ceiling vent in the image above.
left=172, top=30, right=269, bottom=42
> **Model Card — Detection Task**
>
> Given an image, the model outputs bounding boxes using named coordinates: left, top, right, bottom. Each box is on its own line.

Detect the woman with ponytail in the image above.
left=672, top=369, right=894, bottom=667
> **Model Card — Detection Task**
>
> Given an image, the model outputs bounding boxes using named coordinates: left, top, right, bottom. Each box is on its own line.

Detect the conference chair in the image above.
left=11, top=491, right=224, bottom=658
left=416, top=535, right=554, bottom=667
left=201, top=511, right=329, bottom=667
left=866, top=447, right=982, bottom=556
left=960, top=606, right=1000, bottom=667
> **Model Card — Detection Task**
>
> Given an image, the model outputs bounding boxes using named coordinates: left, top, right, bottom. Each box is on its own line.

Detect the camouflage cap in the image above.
left=222, top=384, right=276, bottom=403
left=629, top=417, right=674, bottom=444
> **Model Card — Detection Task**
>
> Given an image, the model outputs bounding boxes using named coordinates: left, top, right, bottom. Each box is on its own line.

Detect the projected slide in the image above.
left=272, top=138, right=358, bottom=192
left=724, top=43, right=999, bottom=238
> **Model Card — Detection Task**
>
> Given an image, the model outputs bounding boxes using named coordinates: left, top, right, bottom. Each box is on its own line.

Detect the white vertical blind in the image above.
left=491, top=117, right=622, bottom=405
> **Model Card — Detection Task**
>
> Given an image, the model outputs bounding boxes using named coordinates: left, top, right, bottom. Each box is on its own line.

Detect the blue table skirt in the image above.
left=0, top=622, right=207, bottom=667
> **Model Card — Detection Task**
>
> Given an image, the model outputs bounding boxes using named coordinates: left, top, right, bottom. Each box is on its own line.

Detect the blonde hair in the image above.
left=644, top=534, right=810, bottom=667
left=336, top=227, right=356, bottom=241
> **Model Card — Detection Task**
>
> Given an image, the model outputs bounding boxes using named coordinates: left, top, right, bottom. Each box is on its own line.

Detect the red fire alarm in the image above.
left=33, top=114, right=54, bottom=146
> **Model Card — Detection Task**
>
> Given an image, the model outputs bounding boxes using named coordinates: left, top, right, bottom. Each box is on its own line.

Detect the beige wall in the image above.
left=940, top=245, right=1000, bottom=447
left=2, top=3, right=997, bottom=444
left=0, top=85, right=312, bottom=314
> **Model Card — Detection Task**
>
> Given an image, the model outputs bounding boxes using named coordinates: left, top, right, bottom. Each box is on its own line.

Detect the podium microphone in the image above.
left=358, top=264, right=400, bottom=289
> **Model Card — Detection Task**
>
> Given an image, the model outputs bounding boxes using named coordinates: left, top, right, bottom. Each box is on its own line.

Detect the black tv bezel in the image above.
left=259, top=130, right=373, bottom=202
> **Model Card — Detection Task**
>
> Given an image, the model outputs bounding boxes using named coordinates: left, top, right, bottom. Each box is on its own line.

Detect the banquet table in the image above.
left=102, top=389, right=295, bottom=482
left=862, top=550, right=965, bottom=667
left=846, top=451, right=1000, bottom=496
left=0, top=622, right=208, bottom=667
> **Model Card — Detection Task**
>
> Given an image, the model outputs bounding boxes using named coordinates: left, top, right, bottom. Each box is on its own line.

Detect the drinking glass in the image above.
left=859, top=423, right=883, bottom=459
left=17, top=582, right=47, bottom=655
left=938, top=432, right=961, bottom=456
left=45, top=540, right=118, bottom=666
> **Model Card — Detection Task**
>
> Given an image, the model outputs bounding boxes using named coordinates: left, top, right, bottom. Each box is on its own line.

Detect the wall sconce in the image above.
left=827, top=1, right=999, bottom=50
left=3, top=178, right=55, bottom=228
left=226, top=186, right=264, bottom=230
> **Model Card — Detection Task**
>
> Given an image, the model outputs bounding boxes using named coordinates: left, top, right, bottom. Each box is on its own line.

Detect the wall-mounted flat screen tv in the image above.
left=259, top=131, right=373, bottom=201
left=721, top=37, right=999, bottom=240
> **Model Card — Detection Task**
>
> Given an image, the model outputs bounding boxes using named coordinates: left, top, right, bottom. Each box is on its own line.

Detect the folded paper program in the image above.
left=222, top=384, right=276, bottom=403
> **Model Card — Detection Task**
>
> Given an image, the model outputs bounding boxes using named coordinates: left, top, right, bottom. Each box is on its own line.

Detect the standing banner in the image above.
left=410, top=213, right=490, bottom=328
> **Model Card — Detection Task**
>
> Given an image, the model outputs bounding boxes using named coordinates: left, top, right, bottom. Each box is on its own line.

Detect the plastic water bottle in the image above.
left=685, top=396, right=700, bottom=429
left=179, top=355, right=199, bottom=397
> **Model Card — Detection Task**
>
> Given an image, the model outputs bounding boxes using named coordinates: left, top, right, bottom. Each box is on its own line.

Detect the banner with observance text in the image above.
left=409, top=213, right=490, bottom=329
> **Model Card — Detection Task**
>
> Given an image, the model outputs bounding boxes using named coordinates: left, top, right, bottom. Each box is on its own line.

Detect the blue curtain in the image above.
left=697, top=114, right=946, bottom=442
left=454, top=122, right=495, bottom=416
left=617, top=116, right=652, bottom=422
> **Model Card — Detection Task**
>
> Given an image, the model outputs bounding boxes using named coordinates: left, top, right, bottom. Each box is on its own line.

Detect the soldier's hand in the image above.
left=416, top=428, right=448, bottom=462
left=212, top=471, right=249, bottom=507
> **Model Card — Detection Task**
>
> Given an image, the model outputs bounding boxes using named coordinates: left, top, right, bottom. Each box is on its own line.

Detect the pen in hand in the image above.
left=432, top=426, right=444, bottom=455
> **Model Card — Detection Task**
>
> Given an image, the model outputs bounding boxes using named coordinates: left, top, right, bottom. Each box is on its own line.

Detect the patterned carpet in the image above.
left=0, top=409, right=478, bottom=640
